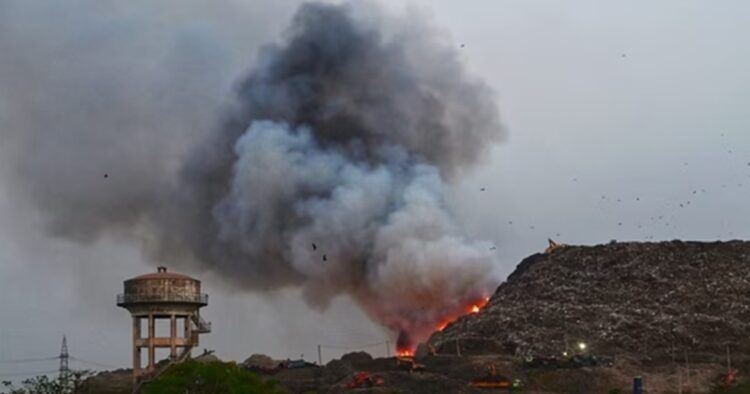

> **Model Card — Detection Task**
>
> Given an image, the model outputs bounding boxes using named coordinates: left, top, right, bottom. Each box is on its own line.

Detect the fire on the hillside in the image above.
left=396, top=296, right=490, bottom=356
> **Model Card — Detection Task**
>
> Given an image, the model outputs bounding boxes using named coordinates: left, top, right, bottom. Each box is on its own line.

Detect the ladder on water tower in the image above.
left=191, top=314, right=211, bottom=334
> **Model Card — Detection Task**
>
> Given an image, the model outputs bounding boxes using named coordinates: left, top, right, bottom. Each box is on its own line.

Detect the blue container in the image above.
left=633, top=376, right=643, bottom=394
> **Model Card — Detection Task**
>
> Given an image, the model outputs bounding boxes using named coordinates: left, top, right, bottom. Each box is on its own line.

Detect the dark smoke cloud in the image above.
left=2, top=1, right=504, bottom=345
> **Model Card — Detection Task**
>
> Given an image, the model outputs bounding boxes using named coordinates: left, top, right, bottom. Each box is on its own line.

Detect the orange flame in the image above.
left=468, top=296, right=489, bottom=314
left=393, top=296, right=492, bottom=356
left=434, top=296, right=490, bottom=332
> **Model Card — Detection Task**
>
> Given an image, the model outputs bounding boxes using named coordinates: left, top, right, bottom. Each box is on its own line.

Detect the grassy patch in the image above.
left=141, top=360, right=284, bottom=394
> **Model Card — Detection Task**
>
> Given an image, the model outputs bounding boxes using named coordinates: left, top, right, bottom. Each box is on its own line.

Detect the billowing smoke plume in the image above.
left=3, top=2, right=504, bottom=346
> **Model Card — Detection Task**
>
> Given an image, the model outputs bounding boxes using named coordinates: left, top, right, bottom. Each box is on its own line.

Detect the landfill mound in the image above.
left=428, top=240, right=750, bottom=365
left=80, top=241, right=750, bottom=393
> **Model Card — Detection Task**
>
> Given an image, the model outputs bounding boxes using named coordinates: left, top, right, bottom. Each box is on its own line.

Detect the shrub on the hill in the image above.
left=140, top=360, right=283, bottom=394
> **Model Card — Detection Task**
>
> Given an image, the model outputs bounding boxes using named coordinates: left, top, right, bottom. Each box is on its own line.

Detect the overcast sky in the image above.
left=1, top=0, right=749, bottom=378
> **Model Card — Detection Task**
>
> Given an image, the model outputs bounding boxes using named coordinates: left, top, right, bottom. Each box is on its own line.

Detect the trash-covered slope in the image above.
left=428, top=241, right=750, bottom=365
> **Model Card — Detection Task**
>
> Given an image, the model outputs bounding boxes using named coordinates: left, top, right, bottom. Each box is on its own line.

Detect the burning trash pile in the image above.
left=395, top=296, right=490, bottom=356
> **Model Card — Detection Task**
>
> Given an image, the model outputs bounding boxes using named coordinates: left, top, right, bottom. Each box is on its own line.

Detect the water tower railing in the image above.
left=116, top=293, right=208, bottom=305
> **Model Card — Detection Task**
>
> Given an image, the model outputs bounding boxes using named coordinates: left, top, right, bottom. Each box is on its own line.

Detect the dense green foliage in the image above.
left=1, top=370, right=90, bottom=394
left=140, top=360, right=283, bottom=394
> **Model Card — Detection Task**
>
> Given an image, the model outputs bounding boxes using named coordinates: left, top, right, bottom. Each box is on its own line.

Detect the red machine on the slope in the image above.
left=346, top=371, right=385, bottom=389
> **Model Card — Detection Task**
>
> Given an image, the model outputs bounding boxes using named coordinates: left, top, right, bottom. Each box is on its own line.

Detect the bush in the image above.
left=140, top=360, right=283, bottom=394
left=2, top=370, right=91, bottom=394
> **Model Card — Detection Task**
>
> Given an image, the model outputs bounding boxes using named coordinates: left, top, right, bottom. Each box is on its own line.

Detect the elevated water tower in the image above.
left=117, top=266, right=211, bottom=384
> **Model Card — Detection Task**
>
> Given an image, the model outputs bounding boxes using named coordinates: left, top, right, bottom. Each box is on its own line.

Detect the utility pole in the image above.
left=59, top=335, right=69, bottom=384
left=317, top=345, right=322, bottom=365
left=385, top=341, right=391, bottom=358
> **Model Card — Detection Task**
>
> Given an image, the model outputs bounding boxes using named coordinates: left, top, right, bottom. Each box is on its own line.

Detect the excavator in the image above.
left=346, top=372, right=385, bottom=389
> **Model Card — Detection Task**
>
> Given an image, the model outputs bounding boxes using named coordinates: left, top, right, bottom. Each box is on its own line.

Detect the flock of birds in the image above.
left=97, top=33, right=744, bottom=252
left=98, top=132, right=746, bottom=259
left=478, top=132, right=749, bottom=246
left=312, top=243, right=327, bottom=262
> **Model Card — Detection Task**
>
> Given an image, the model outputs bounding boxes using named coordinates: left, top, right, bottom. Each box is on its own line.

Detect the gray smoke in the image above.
left=2, top=1, right=504, bottom=346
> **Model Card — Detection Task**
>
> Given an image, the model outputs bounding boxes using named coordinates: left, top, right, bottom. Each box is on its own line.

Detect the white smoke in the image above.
left=212, top=120, right=497, bottom=342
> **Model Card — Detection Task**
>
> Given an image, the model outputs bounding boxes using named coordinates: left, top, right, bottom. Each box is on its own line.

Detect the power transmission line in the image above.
left=0, top=369, right=59, bottom=378
left=319, top=340, right=389, bottom=350
left=0, top=336, right=119, bottom=382
left=317, top=340, right=392, bottom=365
left=0, top=356, right=58, bottom=364
left=0, top=355, right=117, bottom=369
left=0, top=355, right=118, bottom=370
left=69, top=356, right=118, bottom=370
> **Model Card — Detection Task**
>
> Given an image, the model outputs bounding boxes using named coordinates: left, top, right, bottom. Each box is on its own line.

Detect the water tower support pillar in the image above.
left=132, top=316, right=141, bottom=385
left=148, top=313, right=155, bottom=371
left=170, top=314, right=177, bottom=359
